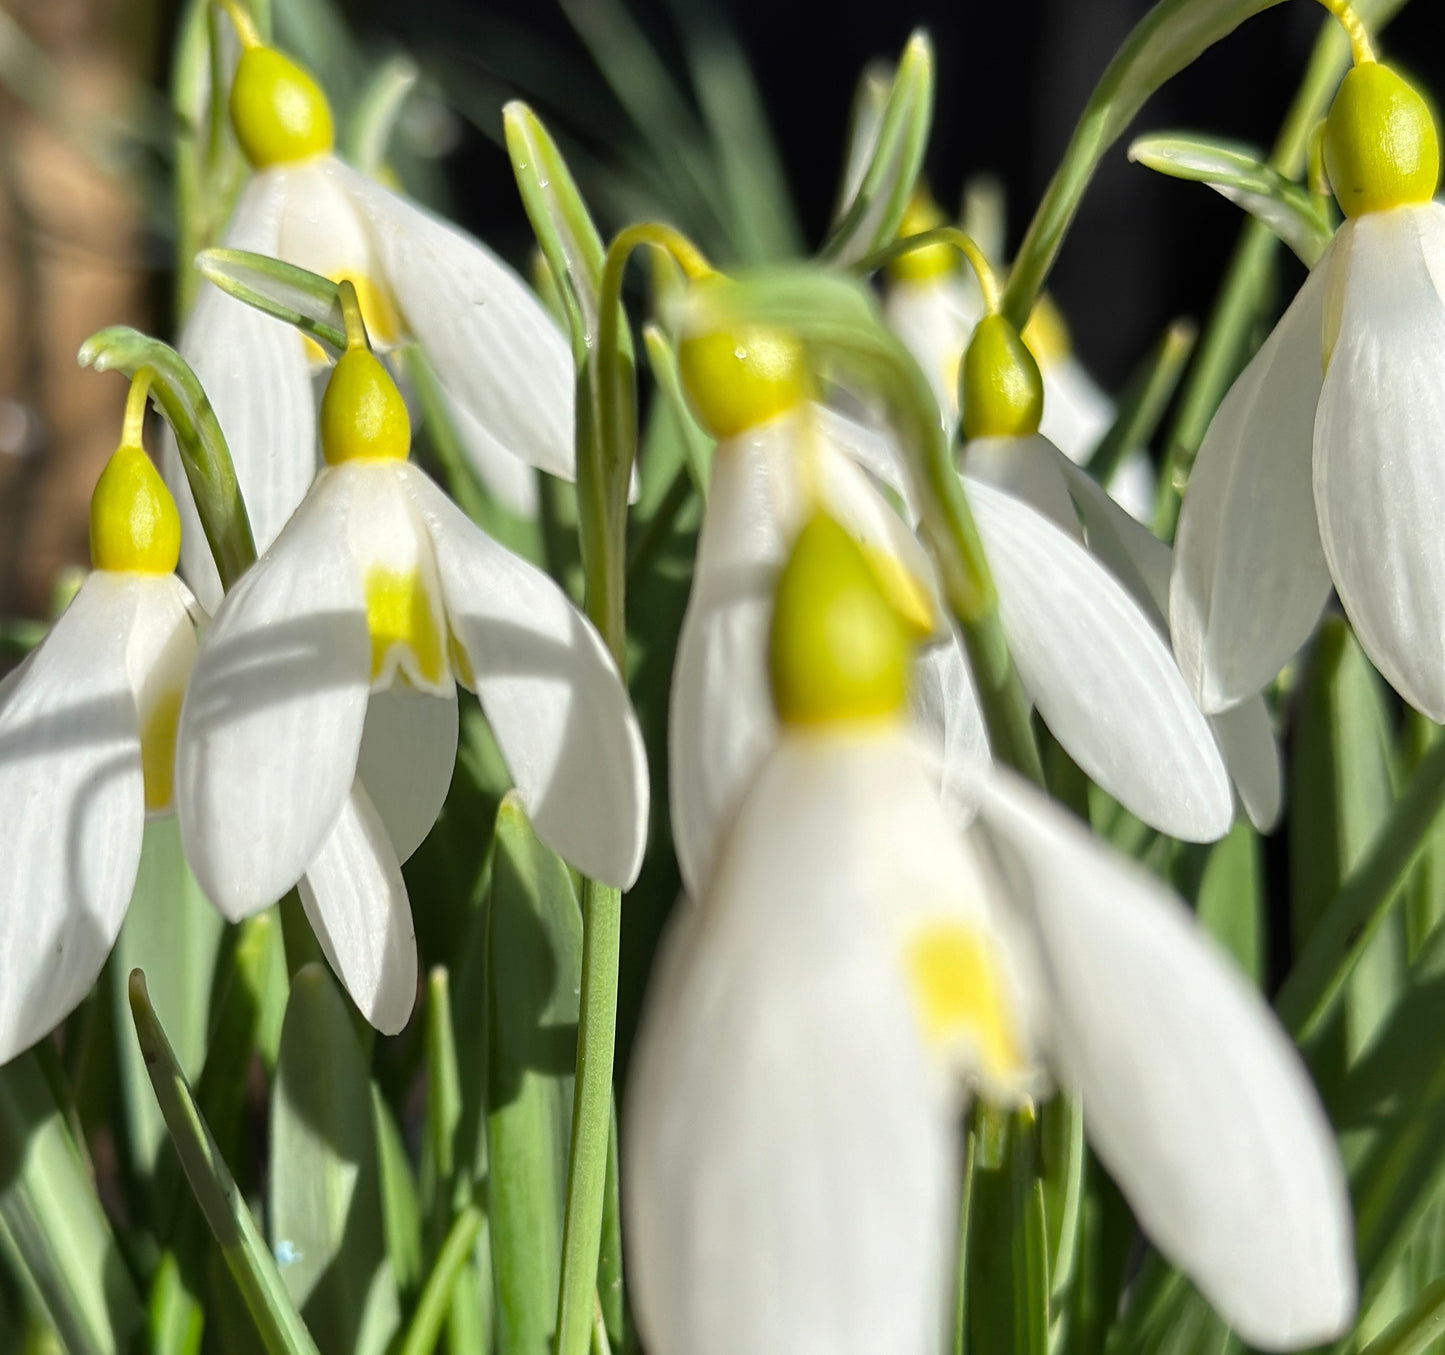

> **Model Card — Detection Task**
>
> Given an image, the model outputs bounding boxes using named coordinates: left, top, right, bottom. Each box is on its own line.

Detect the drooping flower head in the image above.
left=174, top=293, right=648, bottom=1032
left=0, top=373, right=200, bottom=1064
left=169, top=2, right=575, bottom=608
left=1170, top=20, right=1445, bottom=719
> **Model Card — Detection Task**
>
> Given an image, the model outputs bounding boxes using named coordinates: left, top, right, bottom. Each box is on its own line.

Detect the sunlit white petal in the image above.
left=173, top=169, right=316, bottom=612
left=357, top=687, right=458, bottom=864
left=331, top=158, right=575, bottom=482
left=963, top=433, right=1082, bottom=538
left=1171, top=259, right=1333, bottom=713
left=1208, top=695, right=1283, bottom=833
left=910, top=625, right=990, bottom=827
left=300, top=782, right=416, bottom=1034
left=175, top=469, right=371, bottom=919
left=401, top=465, right=647, bottom=888
left=1039, top=353, right=1112, bottom=464
left=0, top=576, right=147, bottom=1062
left=973, top=770, right=1355, bottom=1349
left=967, top=477, right=1232, bottom=840
left=885, top=275, right=980, bottom=422
left=1315, top=203, right=1445, bottom=719
left=443, top=388, right=541, bottom=517
left=627, top=733, right=958, bottom=1355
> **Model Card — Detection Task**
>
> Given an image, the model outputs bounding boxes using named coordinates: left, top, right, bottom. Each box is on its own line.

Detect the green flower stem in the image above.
left=1275, top=731, right=1445, bottom=1048
left=855, top=227, right=1002, bottom=312
left=394, top=1205, right=483, bottom=1355
left=553, top=882, right=623, bottom=1355
left=555, top=222, right=707, bottom=1355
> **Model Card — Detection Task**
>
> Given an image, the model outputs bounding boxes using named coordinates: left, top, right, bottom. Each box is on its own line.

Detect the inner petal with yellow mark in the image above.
left=905, top=918, right=1030, bottom=1094
left=140, top=687, right=184, bottom=813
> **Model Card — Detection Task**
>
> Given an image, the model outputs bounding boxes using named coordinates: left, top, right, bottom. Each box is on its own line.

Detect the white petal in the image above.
left=357, top=687, right=458, bottom=863
left=442, top=388, right=541, bottom=517
left=1105, top=449, right=1158, bottom=524
left=967, top=476, right=1233, bottom=841
left=300, top=782, right=416, bottom=1034
left=627, top=734, right=958, bottom=1355
left=1209, top=696, right=1283, bottom=833
left=972, top=770, right=1355, bottom=1349
left=330, top=158, right=576, bottom=482
left=175, top=470, right=371, bottom=919
left=0, top=575, right=147, bottom=1062
left=174, top=169, right=317, bottom=613
left=1039, top=354, right=1113, bottom=464
left=1170, top=259, right=1333, bottom=713
left=1315, top=204, right=1445, bottom=719
left=276, top=158, right=383, bottom=293
left=401, top=466, right=648, bottom=888
left=963, top=433, right=1083, bottom=538
left=811, top=402, right=912, bottom=506
left=885, top=275, right=979, bottom=424
left=910, top=626, right=991, bottom=828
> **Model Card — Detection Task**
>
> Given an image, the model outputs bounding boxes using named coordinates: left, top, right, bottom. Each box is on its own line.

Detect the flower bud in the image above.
left=769, top=513, right=908, bottom=726
left=90, top=444, right=182, bottom=574
left=961, top=313, right=1044, bottom=440
left=677, top=310, right=808, bottom=440
left=1324, top=61, right=1439, bottom=217
left=230, top=46, right=335, bottom=168
left=321, top=349, right=411, bottom=465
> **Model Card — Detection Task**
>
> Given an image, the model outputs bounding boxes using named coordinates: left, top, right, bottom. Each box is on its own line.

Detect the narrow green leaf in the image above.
left=640, top=323, right=713, bottom=496
left=146, top=1253, right=204, bottom=1355
left=0, top=1053, right=144, bottom=1355
left=1281, top=619, right=1414, bottom=1058
left=504, top=102, right=608, bottom=370
left=372, top=1089, right=423, bottom=1301
left=821, top=32, right=934, bottom=266
left=395, top=1206, right=485, bottom=1355
left=1128, top=133, right=1333, bottom=264
left=77, top=327, right=256, bottom=588
left=1040, top=1095, right=1086, bottom=1342
left=422, top=968, right=463, bottom=1238
left=1195, top=822, right=1264, bottom=987
left=486, top=793, right=583, bottom=1355
left=127, top=970, right=321, bottom=1355
left=112, top=817, right=225, bottom=1182
left=833, top=61, right=892, bottom=227
left=195, top=249, right=348, bottom=356
left=1084, top=317, right=1196, bottom=488
left=1355, top=1273, right=1445, bottom=1355
left=269, top=964, right=400, bottom=1355
left=345, top=55, right=419, bottom=176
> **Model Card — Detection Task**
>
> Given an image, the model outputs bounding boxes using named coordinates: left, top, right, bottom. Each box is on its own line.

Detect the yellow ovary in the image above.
left=229, top=46, right=335, bottom=168
left=90, top=445, right=182, bottom=575
left=365, top=567, right=446, bottom=689
left=677, top=303, right=810, bottom=438
left=140, top=687, right=184, bottom=812
left=860, top=544, right=939, bottom=639
left=906, top=921, right=1024, bottom=1084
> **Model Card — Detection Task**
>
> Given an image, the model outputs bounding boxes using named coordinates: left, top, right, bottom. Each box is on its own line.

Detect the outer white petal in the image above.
left=0, top=575, right=147, bottom=1062
left=885, top=275, right=980, bottom=424
left=276, top=157, right=383, bottom=294
left=1106, top=449, right=1158, bottom=525
left=963, top=434, right=1082, bottom=538
left=1208, top=696, right=1283, bottom=833
left=967, top=476, right=1232, bottom=841
left=175, top=470, right=371, bottom=919
left=972, top=770, right=1355, bottom=1349
left=173, top=169, right=316, bottom=612
left=1039, top=354, right=1113, bottom=464
left=329, top=158, right=575, bottom=482
left=357, top=687, right=458, bottom=864
left=910, top=627, right=990, bottom=828
left=401, top=465, right=648, bottom=888
left=1171, top=259, right=1333, bottom=713
left=1315, top=204, right=1445, bottom=719
left=811, top=402, right=912, bottom=505
left=300, top=783, right=417, bottom=1034
left=1060, top=456, right=1283, bottom=831
left=627, top=733, right=958, bottom=1355
left=443, top=390, right=540, bottom=517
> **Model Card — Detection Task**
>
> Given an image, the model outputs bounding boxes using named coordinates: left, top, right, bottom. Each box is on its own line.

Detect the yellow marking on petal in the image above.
left=90, top=445, right=182, bottom=575
left=141, top=687, right=183, bottom=812
left=365, top=566, right=445, bottom=688
left=906, top=920, right=1023, bottom=1083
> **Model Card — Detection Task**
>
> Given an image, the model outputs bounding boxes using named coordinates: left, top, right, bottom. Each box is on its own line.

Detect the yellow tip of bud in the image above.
left=888, top=190, right=956, bottom=284
left=961, top=314, right=1044, bottom=440
left=90, top=445, right=181, bottom=574
left=230, top=46, right=335, bottom=168
left=676, top=308, right=809, bottom=441
left=321, top=349, right=411, bottom=464
left=769, top=513, right=909, bottom=727
left=1324, top=61, right=1439, bottom=217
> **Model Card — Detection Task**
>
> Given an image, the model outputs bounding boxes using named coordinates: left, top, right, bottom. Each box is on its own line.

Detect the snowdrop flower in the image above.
left=173, top=309, right=647, bottom=1033
left=1171, top=44, right=1445, bottom=717
left=668, top=286, right=1232, bottom=897
left=883, top=194, right=1155, bottom=520
left=0, top=375, right=199, bottom=1064
left=169, top=6, right=572, bottom=609
left=628, top=514, right=1355, bottom=1355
